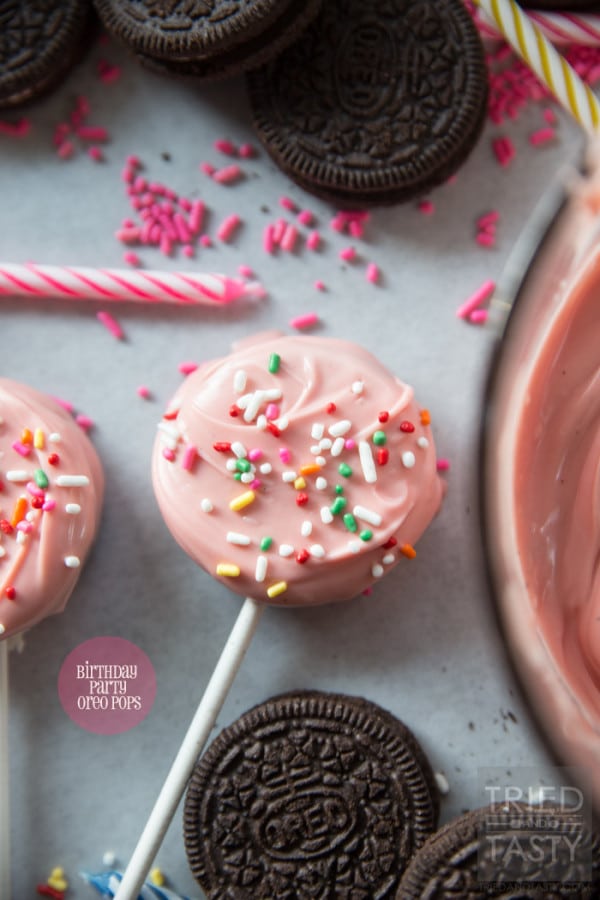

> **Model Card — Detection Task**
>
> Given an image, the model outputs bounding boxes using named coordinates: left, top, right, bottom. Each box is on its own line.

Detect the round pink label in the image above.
left=58, top=637, right=156, bottom=735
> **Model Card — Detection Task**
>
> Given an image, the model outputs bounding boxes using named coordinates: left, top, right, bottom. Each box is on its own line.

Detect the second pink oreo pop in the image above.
left=153, top=332, right=444, bottom=606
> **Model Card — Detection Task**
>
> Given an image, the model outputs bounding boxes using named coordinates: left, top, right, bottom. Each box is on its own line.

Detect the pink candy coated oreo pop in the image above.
left=0, top=379, right=104, bottom=640
left=152, top=332, right=444, bottom=606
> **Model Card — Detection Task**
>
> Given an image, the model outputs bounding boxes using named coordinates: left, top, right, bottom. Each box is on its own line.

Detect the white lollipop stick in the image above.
left=0, top=641, right=10, bottom=900
left=0, top=263, right=265, bottom=307
left=114, top=597, right=264, bottom=900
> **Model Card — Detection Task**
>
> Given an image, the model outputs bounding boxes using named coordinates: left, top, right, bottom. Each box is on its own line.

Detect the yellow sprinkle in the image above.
left=11, top=496, right=28, bottom=527
left=216, top=563, right=241, bottom=578
left=48, top=868, right=68, bottom=892
left=293, top=476, right=306, bottom=491
left=267, top=581, right=288, bottom=599
left=34, top=428, right=45, bottom=450
left=21, top=428, right=33, bottom=445
left=150, top=867, right=165, bottom=887
left=300, top=463, right=321, bottom=476
left=229, top=489, right=255, bottom=511
left=400, top=544, right=417, bottom=559
left=419, top=409, right=431, bottom=426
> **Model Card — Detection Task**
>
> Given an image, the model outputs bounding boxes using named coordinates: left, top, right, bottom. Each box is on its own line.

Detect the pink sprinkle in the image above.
left=133, top=175, right=147, bottom=193
left=57, top=141, right=75, bottom=160
left=115, top=226, right=140, bottom=244
left=214, top=139, right=236, bottom=156
left=0, top=118, right=31, bottom=137
left=348, top=220, right=364, bottom=239
left=160, top=234, right=173, bottom=256
left=279, top=447, right=291, bottom=464
left=250, top=478, right=262, bottom=490
left=290, top=312, right=319, bottom=330
left=126, top=155, right=141, bottom=168
left=181, top=443, right=198, bottom=471
left=248, top=448, right=262, bottom=462
left=88, top=146, right=104, bottom=162
left=123, top=250, right=141, bottom=266
left=26, top=482, right=44, bottom=498
left=436, top=458, right=450, bottom=471
left=163, top=448, right=175, bottom=462
left=492, top=135, right=515, bottom=168
left=330, top=214, right=345, bottom=233
left=199, top=235, right=212, bottom=248
left=281, top=224, right=298, bottom=252
left=97, top=310, right=125, bottom=340
left=12, top=442, right=31, bottom=457
left=476, top=233, right=496, bottom=248
left=469, top=308, right=489, bottom=324
left=339, top=246, right=356, bottom=262
left=418, top=199, right=435, bottom=215
left=52, top=396, right=74, bottom=413
left=76, top=125, right=109, bottom=142
left=543, top=108, right=557, bottom=124
left=97, top=60, right=121, bottom=84
left=173, top=212, right=192, bottom=243
left=279, top=196, right=297, bottom=212
left=476, top=211, right=500, bottom=229
left=345, top=438, right=355, bottom=451
left=266, top=403, right=279, bottom=420
left=42, top=498, right=56, bottom=511
left=297, top=210, right=313, bottom=226
left=213, top=164, right=243, bottom=185
left=200, top=162, right=215, bottom=176
left=238, top=264, right=254, bottom=278
left=307, top=230, right=321, bottom=251
left=16, top=521, right=32, bottom=534
left=366, top=262, right=379, bottom=284
left=217, top=213, right=241, bottom=243
left=75, top=414, right=94, bottom=431
left=456, top=279, right=495, bottom=319
left=178, top=361, right=198, bottom=375
left=314, top=280, right=326, bottom=291
left=263, top=224, right=275, bottom=254
left=189, top=201, right=205, bottom=234
left=137, top=385, right=152, bottom=400
left=182, top=244, right=195, bottom=258
left=179, top=197, right=192, bottom=212
left=239, top=143, right=255, bottom=158
left=272, top=218, right=286, bottom=245
left=530, top=127, right=555, bottom=147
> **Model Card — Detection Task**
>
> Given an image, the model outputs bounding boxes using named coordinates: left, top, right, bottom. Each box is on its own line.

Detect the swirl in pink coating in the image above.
left=152, top=333, right=444, bottom=606
left=0, top=379, right=104, bottom=639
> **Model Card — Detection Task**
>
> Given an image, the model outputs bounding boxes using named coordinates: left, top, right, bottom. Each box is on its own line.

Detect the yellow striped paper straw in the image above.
left=475, top=0, right=600, bottom=134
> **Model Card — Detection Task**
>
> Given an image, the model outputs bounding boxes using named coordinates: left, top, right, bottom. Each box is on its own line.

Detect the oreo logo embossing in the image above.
left=334, top=20, right=396, bottom=117
left=260, top=790, right=356, bottom=859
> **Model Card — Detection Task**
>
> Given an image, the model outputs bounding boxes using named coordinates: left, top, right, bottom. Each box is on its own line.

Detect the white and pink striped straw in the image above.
left=0, top=263, right=265, bottom=306
left=472, top=7, right=600, bottom=46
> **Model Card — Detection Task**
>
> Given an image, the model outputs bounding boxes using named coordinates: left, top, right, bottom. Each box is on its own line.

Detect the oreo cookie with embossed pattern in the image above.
left=0, top=1, right=93, bottom=109
left=184, top=690, right=439, bottom=899
left=92, top=0, right=324, bottom=80
left=247, top=0, right=488, bottom=207
left=397, top=803, right=600, bottom=898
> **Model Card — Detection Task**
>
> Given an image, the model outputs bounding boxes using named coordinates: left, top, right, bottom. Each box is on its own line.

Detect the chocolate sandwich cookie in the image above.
left=247, top=0, right=488, bottom=208
left=92, top=0, right=324, bottom=80
left=0, top=1, right=93, bottom=109
left=397, top=803, right=600, bottom=898
left=184, top=691, right=439, bottom=898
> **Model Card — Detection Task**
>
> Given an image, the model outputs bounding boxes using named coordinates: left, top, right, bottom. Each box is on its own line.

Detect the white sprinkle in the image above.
left=265, top=388, right=283, bottom=401
left=240, top=472, right=254, bottom=484
left=348, top=540, right=362, bottom=554
left=282, top=470, right=297, bottom=483
left=226, top=459, right=237, bottom=472
left=227, top=531, right=251, bottom=546
left=66, top=503, right=81, bottom=515
left=382, top=553, right=395, bottom=565
left=310, top=444, right=321, bottom=455
left=275, top=415, right=289, bottom=431
left=16, top=529, right=27, bottom=543
left=417, top=436, right=429, bottom=449
left=309, top=544, right=325, bottom=558
left=279, top=544, right=294, bottom=557
left=6, top=470, right=29, bottom=483
left=358, top=441, right=377, bottom=484
left=0, top=547, right=5, bottom=558
left=102, top=851, right=116, bottom=868
left=231, top=441, right=247, bottom=459
left=64, top=555, right=81, bottom=568
left=320, top=507, right=334, bottom=524
left=200, top=498, right=213, bottom=513
left=56, top=475, right=90, bottom=487
left=233, top=369, right=247, bottom=393
left=353, top=505, right=382, bottom=527
left=316, top=477, right=328, bottom=491
left=243, top=391, right=264, bottom=422
left=319, top=437, right=332, bottom=451
left=259, top=462, right=272, bottom=475
left=328, top=419, right=352, bottom=437
left=157, top=421, right=180, bottom=441
left=316, top=456, right=327, bottom=467
left=352, top=381, right=364, bottom=395
left=255, top=555, right=268, bottom=582
left=435, top=772, right=450, bottom=795
left=256, top=414, right=267, bottom=430
left=330, top=437, right=345, bottom=457
left=311, top=423, right=324, bottom=440
left=0, top=624, right=4, bottom=635
left=25, top=511, right=35, bottom=522
left=301, top=520, right=313, bottom=537
left=49, top=432, right=61, bottom=443
left=402, top=451, right=416, bottom=469
left=371, top=563, right=384, bottom=577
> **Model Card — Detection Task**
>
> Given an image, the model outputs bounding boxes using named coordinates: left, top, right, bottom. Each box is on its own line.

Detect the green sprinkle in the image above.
left=343, top=513, right=358, bottom=533
left=236, top=459, right=251, bottom=473
left=268, top=353, right=281, bottom=374
left=260, top=536, right=273, bottom=551
left=330, top=496, right=347, bottom=516
left=373, top=431, right=387, bottom=446
left=359, top=529, right=373, bottom=542
left=234, top=472, right=242, bottom=481
left=334, top=484, right=344, bottom=495
left=34, top=469, right=49, bottom=489
left=338, top=462, right=352, bottom=478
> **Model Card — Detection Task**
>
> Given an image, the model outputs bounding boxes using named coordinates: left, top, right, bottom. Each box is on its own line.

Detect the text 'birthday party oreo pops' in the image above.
left=116, top=333, right=445, bottom=898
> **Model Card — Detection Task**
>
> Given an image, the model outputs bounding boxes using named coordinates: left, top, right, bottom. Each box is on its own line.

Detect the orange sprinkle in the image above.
left=299, top=463, right=321, bottom=477
left=11, top=496, right=28, bottom=526
left=400, top=543, right=417, bottom=559
left=419, top=409, right=431, bottom=426
left=21, top=428, right=33, bottom=445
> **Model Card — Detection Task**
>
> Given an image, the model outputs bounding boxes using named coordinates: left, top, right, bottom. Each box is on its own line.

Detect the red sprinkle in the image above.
left=378, top=411, right=389, bottom=423
left=229, top=404, right=241, bottom=418
left=377, top=448, right=389, bottom=466
left=5, top=586, right=16, bottom=600
left=36, top=885, right=65, bottom=899
left=296, top=492, right=309, bottom=506
left=383, top=537, right=397, bottom=549
left=0, top=521, right=13, bottom=535
left=267, top=422, right=281, bottom=437
left=213, top=441, right=232, bottom=452
left=436, top=458, right=450, bottom=471
left=47, top=453, right=60, bottom=466
left=400, top=421, right=415, bottom=433
left=31, top=496, right=44, bottom=509
left=326, top=402, right=336, bottom=414
left=296, top=548, right=310, bottom=564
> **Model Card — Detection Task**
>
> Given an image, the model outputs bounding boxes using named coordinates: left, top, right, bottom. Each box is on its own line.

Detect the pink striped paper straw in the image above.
left=472, top=8, right=600, bottom=45
left=0, top=263, right=265, bottom=306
